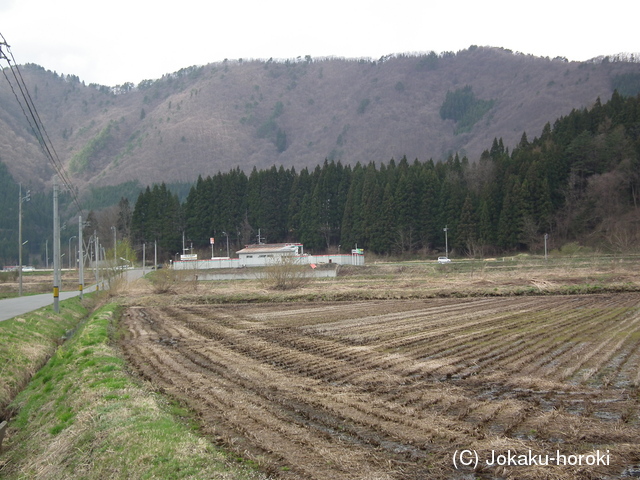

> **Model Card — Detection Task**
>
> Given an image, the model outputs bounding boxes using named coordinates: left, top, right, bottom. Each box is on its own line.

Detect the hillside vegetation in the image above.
left=2, top=47, right=640, bottom=264
left=3, top=91, right=640, bottom=263
left=125, top=92, right=640, bottom=258
left=2, top=47, right=640, bottom=191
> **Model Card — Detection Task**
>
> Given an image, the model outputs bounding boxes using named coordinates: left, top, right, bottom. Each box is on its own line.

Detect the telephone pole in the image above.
left=78, top=215, right=84, bottom=299
left=443, top=225, right=449, bottom=259
left=111, top=226, right=117, bottom=268
left=18, top=184, right=30, bottom=296
left=18, top=185, right=22, bottom=296
left=94, top=232, right=99, bottom=290
left=53, top=177, right=61, bottom=313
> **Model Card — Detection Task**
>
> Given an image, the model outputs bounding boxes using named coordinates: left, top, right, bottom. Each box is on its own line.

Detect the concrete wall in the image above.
left=172, top=257, right=239, bottom=270
left=172, top=254, right=364, bottom=270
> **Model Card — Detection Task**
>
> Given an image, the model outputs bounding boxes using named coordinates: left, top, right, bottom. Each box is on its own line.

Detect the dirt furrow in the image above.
left=507, top=299, right=633, bottom=379
left=123, top=308, right=440, bottom=479
left=122, top=313, right=402, bottom=479
left=118, top=295, right=640, bottom=480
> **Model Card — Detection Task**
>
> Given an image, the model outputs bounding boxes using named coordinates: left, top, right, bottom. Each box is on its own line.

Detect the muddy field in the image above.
left=119, top=293, right=640, bottom=480
left=0, top=271, right=79, bottom=296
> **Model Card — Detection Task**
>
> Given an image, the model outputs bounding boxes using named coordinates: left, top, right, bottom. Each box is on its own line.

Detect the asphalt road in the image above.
left=0, top=268, right=145, bottom=322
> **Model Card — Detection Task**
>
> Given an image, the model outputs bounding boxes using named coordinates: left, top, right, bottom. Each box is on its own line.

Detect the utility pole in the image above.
left=111, top=226, right=117, bottom=269
left=18, top=184, right=30, bottom=296
left=444, top=226, right=449, bottom=259
left=53, top=177, right=60, bottom=313
left=94, top=232, right=99, bottom=291
left=78, top=215, right=84, bottom=299
left=68, top=236, right=76, bottom=270
left=544, top=233, right=549, bottom=261
left=101, top=246, right=106, bottom=288
left=18, top=184, right=22, bottom=296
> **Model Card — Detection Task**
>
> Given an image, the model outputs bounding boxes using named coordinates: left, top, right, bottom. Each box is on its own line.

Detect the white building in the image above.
left=172, top=243, right=365, bottom=270
left=236, top=243, right=303, bottom=266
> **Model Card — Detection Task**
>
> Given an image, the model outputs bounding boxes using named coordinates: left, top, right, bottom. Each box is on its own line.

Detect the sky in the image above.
left=1, top=0, right=639, bottom=87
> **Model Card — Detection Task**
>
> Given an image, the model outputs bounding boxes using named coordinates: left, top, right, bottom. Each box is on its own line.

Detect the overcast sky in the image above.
left=1, top=0, right=639, bottom=87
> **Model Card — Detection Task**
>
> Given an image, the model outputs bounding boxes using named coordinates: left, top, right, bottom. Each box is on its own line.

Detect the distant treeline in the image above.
left=129, top=91, right=640, bottom=259
left=2, top=91, right=638, bottom=266
left=0, top=172, right=193, bottom=267
left=0, top=162, right=58, bottom=267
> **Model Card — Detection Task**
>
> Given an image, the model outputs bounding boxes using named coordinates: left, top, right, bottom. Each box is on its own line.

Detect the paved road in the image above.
left=0, top=268, right=145, bottom=322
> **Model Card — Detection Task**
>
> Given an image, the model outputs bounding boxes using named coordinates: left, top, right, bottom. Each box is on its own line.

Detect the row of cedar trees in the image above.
left=130, top=92, right=640, bottom=260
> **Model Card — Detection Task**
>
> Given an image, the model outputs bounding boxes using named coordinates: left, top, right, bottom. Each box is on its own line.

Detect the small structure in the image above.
left=236, top=243, right=303, bottom=267
left=172, top=242, right=364, bottom=270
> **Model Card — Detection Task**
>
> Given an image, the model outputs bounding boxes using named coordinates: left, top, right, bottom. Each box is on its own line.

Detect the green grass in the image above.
left=0, top=297, right=90, bottom=411
left=2, top=302, right=264, bottom=480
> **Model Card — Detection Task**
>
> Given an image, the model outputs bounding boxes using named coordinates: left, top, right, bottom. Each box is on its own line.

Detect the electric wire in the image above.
left=0, top=32, right=82, bottom=215
left=1, top=41, right=81, bottom=212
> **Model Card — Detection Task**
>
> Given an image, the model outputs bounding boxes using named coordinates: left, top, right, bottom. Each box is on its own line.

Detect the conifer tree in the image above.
left=360, top=162, right=382, bottom=249
left=371, top=183, right=396, bottom=254
left=340, top=163, right=365, bottom=250
left=457, top=194, right=478, bottom=255
left=419, top=163, right=440, bottom=248
left=497, top=177, right=524, bottom=249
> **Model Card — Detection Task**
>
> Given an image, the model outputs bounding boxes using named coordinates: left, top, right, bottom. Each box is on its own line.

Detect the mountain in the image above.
left=1, top=46, right=640, bottom=193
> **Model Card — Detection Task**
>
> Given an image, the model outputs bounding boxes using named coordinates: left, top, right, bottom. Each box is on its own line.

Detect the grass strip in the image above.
left=0, top=297, right=90, bottom=413
left=0, top=303, right=265, bottom=480
left=186, top=281, right=640, bottom=305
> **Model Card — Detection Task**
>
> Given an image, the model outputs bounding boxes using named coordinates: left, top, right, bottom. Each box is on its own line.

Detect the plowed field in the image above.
left=119, top=294, right=640, bottom=479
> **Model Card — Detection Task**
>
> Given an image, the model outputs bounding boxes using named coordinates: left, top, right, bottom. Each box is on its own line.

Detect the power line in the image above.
left=0, top=32, right=82, bottom=215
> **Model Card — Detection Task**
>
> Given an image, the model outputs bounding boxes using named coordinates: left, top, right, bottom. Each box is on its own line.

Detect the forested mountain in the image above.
left=2, top=46, right=640, bottom=264
left=128, top=92, right=640, bottom=259
left=1, top=46, right=640, bottom=193
left=0, top=162, right=62, bottom=267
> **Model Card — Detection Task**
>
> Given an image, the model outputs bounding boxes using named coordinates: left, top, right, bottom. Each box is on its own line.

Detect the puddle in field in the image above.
left=622, top=465, right=640, bottom=477
left=272, top=394, right=429, bottom=462
left=444, top=376, right=634, bottom=426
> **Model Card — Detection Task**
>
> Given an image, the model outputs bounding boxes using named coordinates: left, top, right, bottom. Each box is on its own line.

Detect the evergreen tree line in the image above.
left=124, top=91, right=640, bottom=260
left=0, top=161, right=68, bottom=267
left=3, top=93, right=638, bottom=267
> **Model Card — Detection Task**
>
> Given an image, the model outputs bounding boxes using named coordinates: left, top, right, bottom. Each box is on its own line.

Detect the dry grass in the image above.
left=120, top=256, right=640, bottom=307
left=1, top=304, right=266, bottom=480
left=0, top=299, right=90, bottom=414
left=0, top=271, right=81, bottom=297
left=4, top=256, right=640, bottom=480
left=260, top=256, right=310, bottom=290
left=119, top=295, right=640, bottom=479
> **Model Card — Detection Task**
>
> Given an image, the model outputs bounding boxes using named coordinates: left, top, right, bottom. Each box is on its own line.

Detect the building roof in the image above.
left=236, top=243, right=302, bottom=255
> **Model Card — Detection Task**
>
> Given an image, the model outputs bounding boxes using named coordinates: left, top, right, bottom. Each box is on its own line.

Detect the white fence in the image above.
left=172, top=253, right=364, bottom=270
